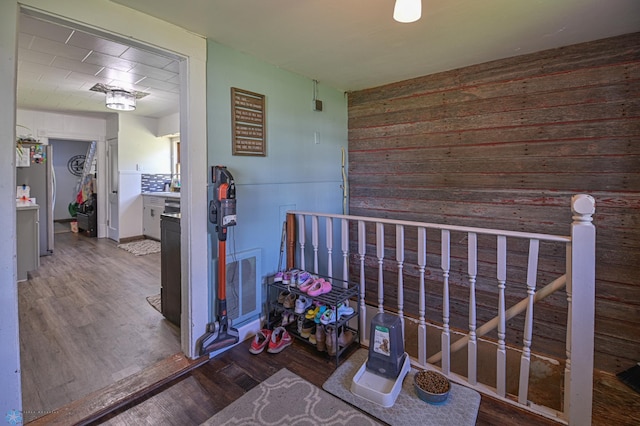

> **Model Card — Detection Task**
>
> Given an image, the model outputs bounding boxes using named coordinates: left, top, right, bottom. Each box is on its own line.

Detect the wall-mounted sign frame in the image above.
left=231, top=87, right=266, bottom=156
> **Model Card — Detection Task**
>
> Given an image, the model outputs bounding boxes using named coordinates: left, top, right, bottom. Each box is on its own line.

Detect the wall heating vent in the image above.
left=220, top=248, right=261, bottom=325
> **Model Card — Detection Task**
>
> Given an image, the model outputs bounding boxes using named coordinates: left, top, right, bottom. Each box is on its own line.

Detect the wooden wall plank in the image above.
left=347, top=32, right=640, bottom=373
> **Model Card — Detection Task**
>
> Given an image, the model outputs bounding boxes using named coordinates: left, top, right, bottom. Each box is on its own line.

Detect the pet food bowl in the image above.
left=414, top=370, right=451, bottom=404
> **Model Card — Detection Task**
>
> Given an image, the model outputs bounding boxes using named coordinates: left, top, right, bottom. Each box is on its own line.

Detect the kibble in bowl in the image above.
left=414, top=370, right=450, bottom=404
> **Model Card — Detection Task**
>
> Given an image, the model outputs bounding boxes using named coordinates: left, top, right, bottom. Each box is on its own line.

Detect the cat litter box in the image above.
left=351, top=312, right=411, bottom=407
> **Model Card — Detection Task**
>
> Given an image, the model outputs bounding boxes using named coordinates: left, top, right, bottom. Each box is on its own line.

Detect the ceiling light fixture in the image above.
left=393, top=0, right=421, bottom=23
left=89, top=83, right=150, bottom=112
left=105, top=89, right=136, bottom=111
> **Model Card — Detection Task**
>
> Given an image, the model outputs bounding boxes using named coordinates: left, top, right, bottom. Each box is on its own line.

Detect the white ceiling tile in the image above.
left=18, top=33, right=34, bottom=49
left=16, top=66, right=42, bottom=82
left=19, top=14, right=73, bottom=43
left=129, top=63, right=177, bottom=82
left=162, top=61, right=180, bottom=73
left=120, top=46, right=173, bottom=69
left=30, top=37, right=91, bottom=61
left=65, top=71, right=111, bottom=86
left=18, top=48, right=55, bottom=66
left=37, top=65, right=72, bottom=83
left=136, top=76, right=179, bottom=92
left=166, top=74, right=180, bottom=85
left=51, top=57, right=104, bottom=76
left=83, top=51, right=136, bottom=72
left=66, top=31, right=130, bottom=57
left=97, top=67, right=145, bottom=87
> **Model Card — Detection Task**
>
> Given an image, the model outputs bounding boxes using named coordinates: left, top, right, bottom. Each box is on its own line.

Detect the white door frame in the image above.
left=106, top=137, right=119, bottom=241
left=16, top=0, right=210, bottom=362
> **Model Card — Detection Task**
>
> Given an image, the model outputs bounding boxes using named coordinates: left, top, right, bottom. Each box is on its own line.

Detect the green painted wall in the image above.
left=206, top=40, right=348, bottom=322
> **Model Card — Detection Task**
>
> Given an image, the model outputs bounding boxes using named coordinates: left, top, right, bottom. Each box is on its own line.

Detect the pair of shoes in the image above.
left=305, top=303, right=322, bottom=320
left=307, top=279, right=332, bottom=297
left=267, top=326, right=293, bottom=353
left=325, top=325, right=337, bottom=356
left=338, top=329, right=355, bottom=347
left=282, top=269, right=298, bottom=285
left=319, top=308, right=336, bottom=325
left=306, top=305, right=327, bottom=323
left=277, top=290, right=291, bottom=304
left=282, top=292, right=297, bottom=309
left=296, top=315, right=304, bottom=334
left=298, top=277, right=317, bottom=293
left=300, top=319, right=315, bottom=338
left=273, top=271, right=284, bottom=283
left=296, top=271, right=312, bottom=286
left=249, top=329, right=272, bottom=354
left=336, top=302, right=354, bottom=318
left=316, top=325, right=326, bottom=352
left=294, top=296, right=312, bottom=314
left=281, top=312, right=295, bottom=327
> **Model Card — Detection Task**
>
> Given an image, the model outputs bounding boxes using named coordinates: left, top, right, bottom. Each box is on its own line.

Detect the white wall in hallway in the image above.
left=0, top=0, right=21, bottom=416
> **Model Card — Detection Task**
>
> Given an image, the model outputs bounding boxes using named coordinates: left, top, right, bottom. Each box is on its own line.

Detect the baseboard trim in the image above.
left=205, top=317, right=262, bottom=358
left=118, top=235, right=147, bottom=244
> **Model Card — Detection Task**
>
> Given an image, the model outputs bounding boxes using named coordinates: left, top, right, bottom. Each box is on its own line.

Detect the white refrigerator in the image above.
left=16, top=144, right=55, bottom=256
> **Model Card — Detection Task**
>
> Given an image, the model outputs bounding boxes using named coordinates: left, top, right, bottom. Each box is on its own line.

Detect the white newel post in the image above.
left=566, top=194, right=596, bottom=425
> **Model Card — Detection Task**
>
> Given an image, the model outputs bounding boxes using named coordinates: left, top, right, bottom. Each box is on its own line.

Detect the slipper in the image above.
left=298, top=276, right=317, bottom=293
left=319, top=308, right=336, bottom=325
left=305, top=305, right=320, bottom=320
left=314, top=305, right=328, bottom=323
left=307, top=279, right=332, bottom=296
left=337, top=302, right=354, bottom=318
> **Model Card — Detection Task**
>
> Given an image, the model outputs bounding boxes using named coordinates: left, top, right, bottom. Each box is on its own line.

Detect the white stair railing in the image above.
left=287, top=193, right=595, bottom=425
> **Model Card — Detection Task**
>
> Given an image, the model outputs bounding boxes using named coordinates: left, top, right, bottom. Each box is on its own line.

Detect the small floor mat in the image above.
left=117, top=239, right=161, bottom=256
left=201, top=368, right=381, bottom=425
left=146, top=294, right=161, bottom=314
left=323, top=348, right=481, bottom=426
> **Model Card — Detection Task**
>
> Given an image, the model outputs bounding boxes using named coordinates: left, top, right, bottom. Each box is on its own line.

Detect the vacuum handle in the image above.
left=218, top=239, right=227, bottom=301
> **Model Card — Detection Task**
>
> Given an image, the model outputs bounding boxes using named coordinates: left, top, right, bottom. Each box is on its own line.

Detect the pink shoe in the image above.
left=298, top=277, right=316, bottom=293
left=249, top=329, right=272, bottom=354
left=267, top=326, right=293, bottom=353
left=307, top=279, right=332, bottom=297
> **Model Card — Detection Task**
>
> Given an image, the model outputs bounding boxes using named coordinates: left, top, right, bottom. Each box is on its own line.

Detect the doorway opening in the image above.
left=18, top=12, right=196, bottom=422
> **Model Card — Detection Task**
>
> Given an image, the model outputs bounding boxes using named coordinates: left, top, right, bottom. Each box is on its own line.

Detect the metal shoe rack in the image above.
left=267, top=276, right=360, bottom=367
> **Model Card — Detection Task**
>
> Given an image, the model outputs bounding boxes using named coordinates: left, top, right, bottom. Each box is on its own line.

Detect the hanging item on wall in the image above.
left=67, top=154, right=86, bottom=177
left=231, top=87, right=266, bottom=156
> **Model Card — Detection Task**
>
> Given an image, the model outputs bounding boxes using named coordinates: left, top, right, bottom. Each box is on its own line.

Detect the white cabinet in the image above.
left=143, top=195, right=164, bottom=240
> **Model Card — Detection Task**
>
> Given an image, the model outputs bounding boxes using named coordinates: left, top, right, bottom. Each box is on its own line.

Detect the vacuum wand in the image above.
left=196, top=165, right=239, bottom=356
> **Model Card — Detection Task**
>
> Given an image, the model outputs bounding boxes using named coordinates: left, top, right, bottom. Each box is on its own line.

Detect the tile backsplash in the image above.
left=141, top=174, right=173, bottom=192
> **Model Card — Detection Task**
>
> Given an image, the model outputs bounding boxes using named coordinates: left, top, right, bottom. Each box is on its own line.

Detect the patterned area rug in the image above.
left=322, top=348, right=481, bottom=426
left=117, top=239, right=161, bottom=256
left=201, top=368, right=381, bottom=426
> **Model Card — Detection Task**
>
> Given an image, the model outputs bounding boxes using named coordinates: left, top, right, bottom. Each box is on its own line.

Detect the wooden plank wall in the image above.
left=347, top=32, right=640, bottom=373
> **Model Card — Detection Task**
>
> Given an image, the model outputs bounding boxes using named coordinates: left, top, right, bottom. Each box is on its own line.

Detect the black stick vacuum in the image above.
left=196, top=166, right=239, bottom=356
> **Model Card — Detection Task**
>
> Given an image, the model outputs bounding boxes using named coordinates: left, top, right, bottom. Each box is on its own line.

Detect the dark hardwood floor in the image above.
left=92, top=340, right=560, bottom=426
left=19, top=230, right=181, bottom=423
left=22, top=228, right=639, bottom=425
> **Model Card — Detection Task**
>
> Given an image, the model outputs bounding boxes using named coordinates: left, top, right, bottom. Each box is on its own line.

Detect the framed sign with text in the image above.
left=231, top=87, right=266, bottom=156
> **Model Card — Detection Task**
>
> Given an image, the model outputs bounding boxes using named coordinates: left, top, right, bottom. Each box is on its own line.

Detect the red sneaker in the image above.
left=267, top=326, right=293, bottom=353
left=249, top=329, right=272, bottom=354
